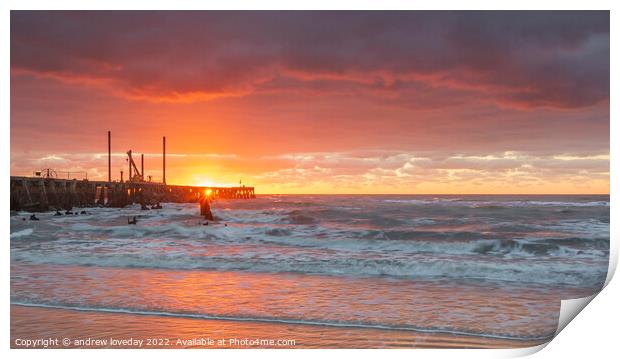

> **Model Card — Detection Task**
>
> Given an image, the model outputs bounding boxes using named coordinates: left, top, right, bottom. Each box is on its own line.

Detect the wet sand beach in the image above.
left=11, top=305, right=548, bottom=349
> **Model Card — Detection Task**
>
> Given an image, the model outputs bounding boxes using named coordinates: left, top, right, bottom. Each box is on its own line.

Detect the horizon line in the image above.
left=249, top=193, right=610, bottom=196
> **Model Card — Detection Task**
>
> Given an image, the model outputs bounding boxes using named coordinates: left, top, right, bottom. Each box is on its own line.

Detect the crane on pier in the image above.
left=126, top=150, right=144, bottom=182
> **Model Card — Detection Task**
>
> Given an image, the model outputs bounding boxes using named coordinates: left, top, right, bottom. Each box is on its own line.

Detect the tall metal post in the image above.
left=128, top=150, right=132, bottom=182
left=141, top=154, right=144, bottom=182
left=163, top=136, right=166, bottom=184
left=107, top=131, right=111, bottom=183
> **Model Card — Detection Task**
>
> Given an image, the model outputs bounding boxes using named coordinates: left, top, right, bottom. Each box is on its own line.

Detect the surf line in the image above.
left=12, top=301, right=554, bottom=342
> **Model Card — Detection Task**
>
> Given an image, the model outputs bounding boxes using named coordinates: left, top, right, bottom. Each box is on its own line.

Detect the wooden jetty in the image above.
left=10, top=132, right=255, bottom=218
left=10, top=176, right=256, bottom=213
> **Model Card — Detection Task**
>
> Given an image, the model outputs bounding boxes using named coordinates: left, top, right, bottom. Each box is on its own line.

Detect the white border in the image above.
left=2, top=1, right=616, bottom=359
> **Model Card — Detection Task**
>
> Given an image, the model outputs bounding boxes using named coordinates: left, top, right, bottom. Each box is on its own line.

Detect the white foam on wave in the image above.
left=10, top=246, right=608, bottom=287
left=10, top=228, right=33, bottom=239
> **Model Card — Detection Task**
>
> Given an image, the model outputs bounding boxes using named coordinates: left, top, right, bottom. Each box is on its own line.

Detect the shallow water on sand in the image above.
left=11, top=305, right=548, bottom=348
left=10, top=195, right=609, bottom=348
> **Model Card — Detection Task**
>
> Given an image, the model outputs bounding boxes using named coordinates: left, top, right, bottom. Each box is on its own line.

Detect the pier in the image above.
left=10, top=176, right=255, bottom=213
left=10, top=131, right=255, bottom=217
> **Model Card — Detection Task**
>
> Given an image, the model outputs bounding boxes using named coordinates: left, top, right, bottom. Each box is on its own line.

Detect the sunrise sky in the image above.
left=10, top=11, right=609, bottom=194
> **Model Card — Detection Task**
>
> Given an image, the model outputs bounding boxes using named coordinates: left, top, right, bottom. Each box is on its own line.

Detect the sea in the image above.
left=10, top=195, right=610, bottom=348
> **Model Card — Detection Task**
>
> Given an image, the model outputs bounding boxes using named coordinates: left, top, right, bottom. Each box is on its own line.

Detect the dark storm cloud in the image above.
left=11, top=11, right=609, bottom=108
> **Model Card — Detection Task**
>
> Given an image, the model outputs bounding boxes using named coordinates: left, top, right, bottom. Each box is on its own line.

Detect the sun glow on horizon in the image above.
left=9, top=148, right=609, bottom=195
left=190, top=174, right=241, bottom=189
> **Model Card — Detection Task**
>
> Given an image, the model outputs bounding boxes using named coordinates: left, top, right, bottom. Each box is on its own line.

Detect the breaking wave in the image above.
left=10, top=195, right=609, bottom=289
